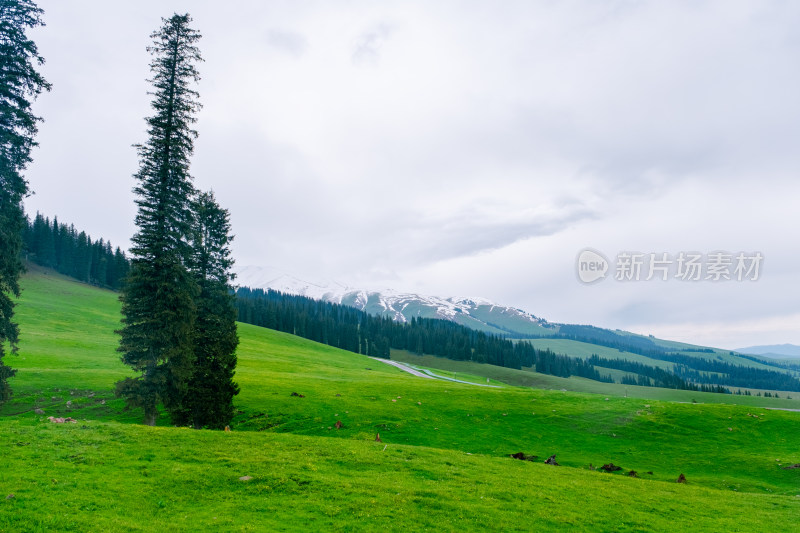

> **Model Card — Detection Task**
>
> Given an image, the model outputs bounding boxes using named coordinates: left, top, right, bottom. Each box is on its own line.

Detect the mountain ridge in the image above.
left=235, top=265, right=551, bottom=337
left=736, top=344, right=800, bottom=359
left=234, top=266, right=799, bottom=374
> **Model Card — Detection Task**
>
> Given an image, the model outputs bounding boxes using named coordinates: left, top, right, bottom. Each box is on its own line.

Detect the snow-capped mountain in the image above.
left=235, top=265, right=552, bottom=337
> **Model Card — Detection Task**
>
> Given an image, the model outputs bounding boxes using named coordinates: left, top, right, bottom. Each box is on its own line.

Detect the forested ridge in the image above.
left=235, top=287, right=800, bottom=394
left=235, top=286, right=607, bottom=380
left=22, top=212, right=129, bottom=289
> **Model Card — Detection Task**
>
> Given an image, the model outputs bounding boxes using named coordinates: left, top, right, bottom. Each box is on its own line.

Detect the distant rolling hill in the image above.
left=737, top=344, right=800, bottom=359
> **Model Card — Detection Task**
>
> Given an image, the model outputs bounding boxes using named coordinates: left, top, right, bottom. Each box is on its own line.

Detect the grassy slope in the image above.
left=619, top=331, right=791, bottom=371
left=2, top=269, right=799, bottom=531
left=4, top=419, right=799, bottom=533
left=390, top=351, right=800, bottom=408
left=4, top=269, right=130, bottom=391
left=522, top=339, right=675, bottom=370
left=522, top=337, right=789, bottom=375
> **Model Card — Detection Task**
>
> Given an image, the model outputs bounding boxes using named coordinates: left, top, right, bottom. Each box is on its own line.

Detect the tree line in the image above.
left=629, top=350, right=800, bottom=392
left=587, top=354, right=731, bottom=392
left=23, top=212, right=130, bottom=289
left=673, top=362, right=800, bottom=392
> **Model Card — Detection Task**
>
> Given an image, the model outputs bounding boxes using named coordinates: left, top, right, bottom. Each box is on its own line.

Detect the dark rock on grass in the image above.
left=544, top=455, right=560, bottom=466
left=290, top=392, right=305, bottom=398
left=510, top=452, right=537, bottom=462
left=627, top=470, right=638, bottom=477
left=677, top=473, right=687, bottom=483
left=783, top=464, right=800, bottom=470
left=600, top=463, right=622, bottom=472
left=646, top=471, right=654, bottom=475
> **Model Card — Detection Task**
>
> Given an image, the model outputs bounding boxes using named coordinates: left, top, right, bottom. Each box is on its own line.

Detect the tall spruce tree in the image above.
left=116, top=14, right=202, bottom=425
left=0, top=0, right=50, bottom=405
left=178, top=191, right=239, bottom=429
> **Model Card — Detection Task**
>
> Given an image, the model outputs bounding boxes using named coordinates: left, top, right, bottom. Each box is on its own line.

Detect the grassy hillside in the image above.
left=3, top=268, right=130, bottom=393
left=523, top=339, right=675, bottom=370
left=4, top=418, right=799, bottom=533
left=551, top=333, right=790, bottom=372
left=390, top=350, right=800, bottom=408
left=2, top=268, right=799, bottom=531
left=521, top=338, right=797, bottom=382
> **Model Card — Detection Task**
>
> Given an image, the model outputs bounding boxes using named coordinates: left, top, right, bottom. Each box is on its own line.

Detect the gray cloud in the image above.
left=266, top=29, right=307, bottom=57
left=389, top=205, right=598, bottom=265
left=21, top=0, right=800, bottom=348
left=352, top=23, right=394, bottom=67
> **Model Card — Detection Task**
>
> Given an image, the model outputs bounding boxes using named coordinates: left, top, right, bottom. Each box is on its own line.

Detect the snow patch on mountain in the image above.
left=235, top=265, right=546, bottom=334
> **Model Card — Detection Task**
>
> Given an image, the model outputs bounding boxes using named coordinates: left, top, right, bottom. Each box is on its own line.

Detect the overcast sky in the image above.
left=22, top=1, right=800, bottom=349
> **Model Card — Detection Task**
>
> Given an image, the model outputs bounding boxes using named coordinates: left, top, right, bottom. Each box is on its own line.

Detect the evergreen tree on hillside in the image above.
left=0, top=0, right=50, bottom=404
left=116, top=14, right=202, bottom=425
left=178, top=191, right=239, bottom=429
left=113, top=247, right=130, bottom=286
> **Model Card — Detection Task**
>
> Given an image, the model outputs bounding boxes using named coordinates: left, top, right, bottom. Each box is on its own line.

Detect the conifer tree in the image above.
left=178, top=191, right=239, bottom=429
left=116, top=14, right=202, bottom=425
left=0, top=0, right=50, bottom=405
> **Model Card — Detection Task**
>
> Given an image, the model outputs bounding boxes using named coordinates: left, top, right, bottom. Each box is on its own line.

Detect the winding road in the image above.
left=369, top=357, right=501, bottom=387
left=369, top=357, right=434, bottom=378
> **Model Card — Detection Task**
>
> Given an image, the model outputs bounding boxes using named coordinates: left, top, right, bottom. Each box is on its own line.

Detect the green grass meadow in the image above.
left=1, top=268, right=799, bottom=531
